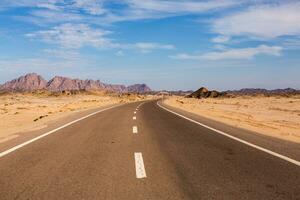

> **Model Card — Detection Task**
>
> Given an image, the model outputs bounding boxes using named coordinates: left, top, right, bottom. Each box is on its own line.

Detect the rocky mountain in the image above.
left=127, top=84, right=151, bottom=93
left=187, top=87, right=226, bottom=98
left=46, top=76, right=106, bottom=92
left=103, top=84, right=127, bottom=93
left=0, top=73, right=151, bottom=93
left=0, top=73, right=47, bottom=92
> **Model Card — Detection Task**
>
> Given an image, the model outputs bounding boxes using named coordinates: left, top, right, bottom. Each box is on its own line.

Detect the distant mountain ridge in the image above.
left=186, top=87, right=300, bottom=98
left=225, top=88, right=300, bottom=96
left=0, top=73, right=151, bottom=93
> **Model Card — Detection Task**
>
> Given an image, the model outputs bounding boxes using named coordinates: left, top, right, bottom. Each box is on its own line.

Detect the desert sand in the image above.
left=0, top=92, right=147, bottom=142
left=164, top=95, right=300, bottom=143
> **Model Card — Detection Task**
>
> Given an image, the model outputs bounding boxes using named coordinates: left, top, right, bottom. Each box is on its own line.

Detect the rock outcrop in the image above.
left=187, top=87, right=225, bottom=98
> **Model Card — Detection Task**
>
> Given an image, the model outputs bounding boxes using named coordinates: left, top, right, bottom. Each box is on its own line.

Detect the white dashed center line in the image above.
left=133, top=116, right=136, bottom=120
left=134, top=111, right=137, bottom=114
left=133, top=126, right=138, bottom=134
left=134, top=152, right=147, bottom=179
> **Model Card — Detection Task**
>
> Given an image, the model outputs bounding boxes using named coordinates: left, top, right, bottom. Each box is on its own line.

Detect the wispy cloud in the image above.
left=2, top=0, right=243, bottom=25
left=132, top=42, right=175, bottom=53
left=0, top=0, right=106, bottom=15
left=1, top=0, right=242, bottom=55
left=125, top=0, right=240, bottom=13
left=26, top=23, right=113, bottom=49
left=26, top=23, right=175, bottom=53
left=170, top=45, right=282, bottom=61
left=28, top=10, right=84, bottom=24
left=211, top=35, right=230, bottom=43
left=72, top=0, right=107, bottom=15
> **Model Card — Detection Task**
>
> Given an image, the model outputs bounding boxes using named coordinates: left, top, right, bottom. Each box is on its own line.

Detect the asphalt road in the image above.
left=0, top=100, right=299, bottom=200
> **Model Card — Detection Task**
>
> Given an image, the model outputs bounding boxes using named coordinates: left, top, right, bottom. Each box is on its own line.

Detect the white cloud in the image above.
left=211, top=35, right=230, bottom=43
left=26, top=23, right=176, bottom=53
left=133, top=42, right=175, bottom=51
left=0, top=0, right=106, bottom=15
left=36, top=2, right=61, bottom=11
left=25, top=10, right=83, bottom=24
left=72, top=0, right=106, bottom=15
left=0, top=0, right=63, bottom=9
left=26, top=23, right=113, bottom=49
left=212, top=2, right=300, bottom=39
left=114, top=42, right=175, bottom=53
left=170, top=45, right=282, bottom=61
left=1, top=0, right=243, bottom=25
left=101, top=0, right=242, bottom=24
left=125, top=0, right=240, bottom=13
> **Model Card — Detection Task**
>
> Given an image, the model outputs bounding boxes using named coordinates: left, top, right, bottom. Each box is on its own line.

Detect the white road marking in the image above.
left=134, top=152, right=147, bottom=179
left=134, top=111, right=137, bottom=114
left=137, top=102, right=145, bottom=109
left=133, top=116, right=137, bottom=120
left=0, top=135, right=19, bottom=143
left=0, top=104, right=123, bottom=158
left=157, top=101, right=300, bottom=167
left=133, top=126, right=138, bottom=134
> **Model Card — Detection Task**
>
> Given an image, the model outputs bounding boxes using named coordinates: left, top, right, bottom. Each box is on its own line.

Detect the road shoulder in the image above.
left=0, top=103, right=123, bottom=153
left=159, top=100, right=300, bottom=162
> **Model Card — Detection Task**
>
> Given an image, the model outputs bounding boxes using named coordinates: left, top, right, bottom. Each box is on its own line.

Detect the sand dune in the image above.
left=164, top=96, right=300, bottom=143
left=0, top=92, right=147, bottom=141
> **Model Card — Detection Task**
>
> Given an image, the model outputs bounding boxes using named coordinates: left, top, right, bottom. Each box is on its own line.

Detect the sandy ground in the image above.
left=164, top=96, right=300, bottom=143
left=0, top=92, right=148, bottom=142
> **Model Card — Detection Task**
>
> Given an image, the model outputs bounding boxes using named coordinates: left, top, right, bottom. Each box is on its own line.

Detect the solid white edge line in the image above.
left=134, top=152, right=147, bottom=178
left=0, top=103, right=124, bottom=158
left=157, top=101, right=300, bottom=167
left=133, top=126, right=138, bottom=134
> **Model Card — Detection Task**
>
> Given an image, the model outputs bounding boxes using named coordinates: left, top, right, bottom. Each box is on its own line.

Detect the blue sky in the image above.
left=0, top=0, right=299, bottom=90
